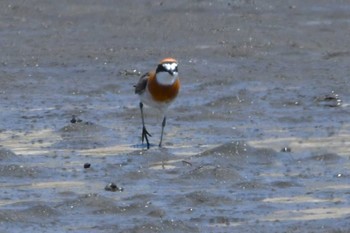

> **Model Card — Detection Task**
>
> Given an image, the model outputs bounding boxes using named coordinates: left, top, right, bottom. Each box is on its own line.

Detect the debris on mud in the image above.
left=315, top=91, right=342, bottom=107
left=105, top=182, right=124, bottom=192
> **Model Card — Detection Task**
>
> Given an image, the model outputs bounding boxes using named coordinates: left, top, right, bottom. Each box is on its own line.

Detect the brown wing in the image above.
left=134, top=72, right=149, bottom=95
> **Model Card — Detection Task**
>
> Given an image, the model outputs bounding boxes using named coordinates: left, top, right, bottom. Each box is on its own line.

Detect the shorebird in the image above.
left=134, top=57, right=180, bottom=149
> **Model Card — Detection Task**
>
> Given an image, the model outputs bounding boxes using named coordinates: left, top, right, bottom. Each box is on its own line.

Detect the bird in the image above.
left=134, top=57, right=180, bottom=149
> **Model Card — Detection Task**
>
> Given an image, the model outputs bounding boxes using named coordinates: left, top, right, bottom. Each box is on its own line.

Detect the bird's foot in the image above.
left=142, top=126, right=152, bottom=149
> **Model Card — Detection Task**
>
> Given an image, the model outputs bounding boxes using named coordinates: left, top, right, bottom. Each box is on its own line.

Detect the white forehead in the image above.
left=162, top=62, right=177, bottom=70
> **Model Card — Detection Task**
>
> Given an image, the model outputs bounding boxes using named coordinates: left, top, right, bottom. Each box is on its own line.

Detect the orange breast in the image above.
left=148, top=73, right=180, bottom=103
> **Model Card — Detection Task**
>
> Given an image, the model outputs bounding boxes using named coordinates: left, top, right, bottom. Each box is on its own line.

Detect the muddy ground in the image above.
left=1, top=0, right=350, bottom=232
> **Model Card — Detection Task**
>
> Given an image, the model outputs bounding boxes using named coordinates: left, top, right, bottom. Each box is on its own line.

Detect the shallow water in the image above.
left=1, top=0, right=350, bottom=232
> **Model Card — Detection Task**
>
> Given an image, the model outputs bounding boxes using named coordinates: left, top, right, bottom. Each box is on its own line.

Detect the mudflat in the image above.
left=1, top=1, right=350, bottom=232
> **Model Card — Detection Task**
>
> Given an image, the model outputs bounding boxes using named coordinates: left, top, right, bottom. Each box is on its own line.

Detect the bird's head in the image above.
left=156, top=57, right=178, bottom=77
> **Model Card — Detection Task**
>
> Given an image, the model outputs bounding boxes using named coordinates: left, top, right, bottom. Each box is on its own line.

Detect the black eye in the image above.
left=156, top=64, right=167, bottom=73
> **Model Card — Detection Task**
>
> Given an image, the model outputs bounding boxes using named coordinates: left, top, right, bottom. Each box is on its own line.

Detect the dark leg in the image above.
left=159, top=116, right=166, bottom=147
left=139, top=102, right=151, bottom=149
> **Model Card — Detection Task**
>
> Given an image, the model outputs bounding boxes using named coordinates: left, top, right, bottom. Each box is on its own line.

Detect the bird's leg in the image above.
left=159, top=116, right=166, bottom=147
left=139, top=102, right=151, bottom=149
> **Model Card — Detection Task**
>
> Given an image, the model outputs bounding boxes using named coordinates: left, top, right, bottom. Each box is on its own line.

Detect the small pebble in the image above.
left=281, top=147, right=291, bottom=152
left=71, top=115, right=77, bottom=123
left=71, top=115, right=82, bottom=124
left=105, top=182, right=124, bottom=192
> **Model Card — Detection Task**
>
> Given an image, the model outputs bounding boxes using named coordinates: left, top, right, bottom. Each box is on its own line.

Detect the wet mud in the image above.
left=1, top=0, right=350, bottom=232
